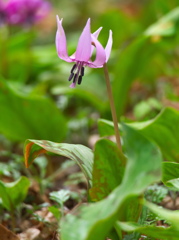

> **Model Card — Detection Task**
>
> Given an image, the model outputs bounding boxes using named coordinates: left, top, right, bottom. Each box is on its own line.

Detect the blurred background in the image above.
left=0, top=0, right=179, bottom=165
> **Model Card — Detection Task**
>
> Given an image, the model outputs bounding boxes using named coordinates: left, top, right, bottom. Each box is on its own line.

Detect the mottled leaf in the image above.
left=24, top=139, right=93, bottom=187
left=60, top=125, right=162, bottom=240
left=89, top=139, right=126, bottom=201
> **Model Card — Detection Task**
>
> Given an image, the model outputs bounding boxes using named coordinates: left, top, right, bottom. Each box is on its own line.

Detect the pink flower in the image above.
left=6, top=0, right=51, bottom=27
left=56, top=16, right=112, bottom=88
left=0, top=1, right=7, bottom=26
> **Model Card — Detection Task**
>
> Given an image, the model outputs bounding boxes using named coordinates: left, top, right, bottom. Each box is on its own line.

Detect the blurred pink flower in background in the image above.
left=0, top=0, right=7, bottom=26
left=5, top=0, right=51, bottom=27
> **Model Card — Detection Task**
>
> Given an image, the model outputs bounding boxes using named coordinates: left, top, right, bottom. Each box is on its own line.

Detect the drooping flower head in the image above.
left=6, top=0, right=51, bottom=27
left=56, top=16, right=112, bottom=88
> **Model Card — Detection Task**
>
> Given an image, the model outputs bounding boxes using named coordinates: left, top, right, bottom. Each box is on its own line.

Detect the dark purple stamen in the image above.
left=78, top=76, right=82, bottom=85
left=73, top=74, right=78, bottom=83
left=71, top=64, right=77, bottom=73
left=68, top=63, right=85, bottom=87
left=81, top=67, right=85, bottom=76
left=68, top=73, right=74, bottom=81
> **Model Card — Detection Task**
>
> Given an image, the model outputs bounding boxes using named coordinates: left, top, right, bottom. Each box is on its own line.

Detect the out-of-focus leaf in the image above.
left=89, top=139, right=126, bottom=201
left=51, top=86, right=107, bottom=113
left=162, top=162, right=179, bottom=189
left=48, top=206, right=61, bottom=220
left=49, top=190, right=70, bottom=206
left=98, top=119, right=118, bottom=137
left=24, top=139, right=93, bottom=187
left=118, top=221, right=179, bottom=240
left=113, top=37, right=159, bottom=117
left=0, top=78, right=67, bottom=142
left=145, top=6, right=179, bottom=37
left=145, top=201, right=179, bottom=229
left=60, top=125, right=162, bottom=240
left=0, top=176, right=30, bottom=211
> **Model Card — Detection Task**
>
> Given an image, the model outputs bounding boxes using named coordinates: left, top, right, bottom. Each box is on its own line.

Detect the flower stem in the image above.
left=103, top=63, right=122, bottom=150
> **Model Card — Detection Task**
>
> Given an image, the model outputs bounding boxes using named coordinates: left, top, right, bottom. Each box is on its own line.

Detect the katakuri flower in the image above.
left=56, top=16, right=112, bottom=88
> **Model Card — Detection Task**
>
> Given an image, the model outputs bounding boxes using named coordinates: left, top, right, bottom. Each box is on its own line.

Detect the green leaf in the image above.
left=89, top=139, right=126, bottom=202
left=130, top=107, right=179, bottom=162
left=112, top=37, right=159, bottom=117
left=60, top=125, right=162, bottom=240
left=51, top=86, right=107, bottom=114
left=49, top=190, right=70, bottom=207
left=24, top=139, right=93, bottom=187
left=0, top=78, right=67, bottom=142
left=162, top=162, right=179, bottom=189
left=98, top=119, right=118, bottom=137
left=99, top=107, right=179, bottom=163
left=145, top=6, right=179, bottom=37
left=48, top=205, right=61, bottom=220
left=118, top=221, right=179, bottom=240
left=0, top=176, right=30, bottom=211
left=145, top=201, right=179, bottom=229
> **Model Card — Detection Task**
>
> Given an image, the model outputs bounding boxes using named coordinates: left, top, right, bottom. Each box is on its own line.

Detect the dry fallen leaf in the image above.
left=18, top=228, right=40, bottom=240
left=0, top=224, right=20, bottom=240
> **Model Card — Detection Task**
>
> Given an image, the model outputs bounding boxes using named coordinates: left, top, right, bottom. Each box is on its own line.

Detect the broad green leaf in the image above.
left=98, top=119, right=118, bottom=137
left=89, top=139, right=126, bottom=202
left=61, top=125, right=162, bottom=240
left=0, top=78, right=67, bottom=142
left=118, top=221, right=179, bottom=240
left=0, top=176, right=30, bottom=211
left=130, top=107, right=179, bottom=162
left=24, top=139, right=93, bottom=187
left=99, top=107, right=179, bottom=162
left=162, top=162, right=179, bottom=189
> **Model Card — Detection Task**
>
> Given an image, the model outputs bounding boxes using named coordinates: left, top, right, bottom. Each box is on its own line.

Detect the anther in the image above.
left=73, top=74, right=78, bottom=83
left=81, top=67, right=85, bottom=76
left=71, top=64, right=77, bottom=73
left=68, top=73, right=74, bottom=81
left=78, top=76, right=82, bottom=85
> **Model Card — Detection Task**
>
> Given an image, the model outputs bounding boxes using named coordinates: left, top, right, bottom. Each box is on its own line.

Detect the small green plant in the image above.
left=0, top=176, right=30, bottom=230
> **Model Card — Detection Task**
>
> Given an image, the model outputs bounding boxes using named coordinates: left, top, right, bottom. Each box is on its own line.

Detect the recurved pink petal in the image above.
left=92, top=27, right=102, bottom=39
left=75, top=18, right=92, bottom=62
left=88, top=35, right=106, bottom=68
left=56, top=16, right=72, bottom=62
left=91, top=27, right=102, bottom=56
left=105, top=30, right=113, bottom=63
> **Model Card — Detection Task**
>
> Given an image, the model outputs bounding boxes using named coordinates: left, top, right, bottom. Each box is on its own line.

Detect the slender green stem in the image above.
left=103, top=63, right=122, bottom=150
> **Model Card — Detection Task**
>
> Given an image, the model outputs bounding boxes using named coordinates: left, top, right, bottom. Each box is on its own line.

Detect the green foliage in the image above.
left=0, top=78, right=67, bottom=142
left=99, top=107, right=179, bottom=162
left=89, top=139, right=126, bottom=201
left=162, top=162, right=179, bottom=190
left=50, top=190, right=70, bottom=207
left=24, top=139, right=94, bottom=187
left=0, top=176, right=30, bottom=211
left=60, top=125, right=162, bottom=240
